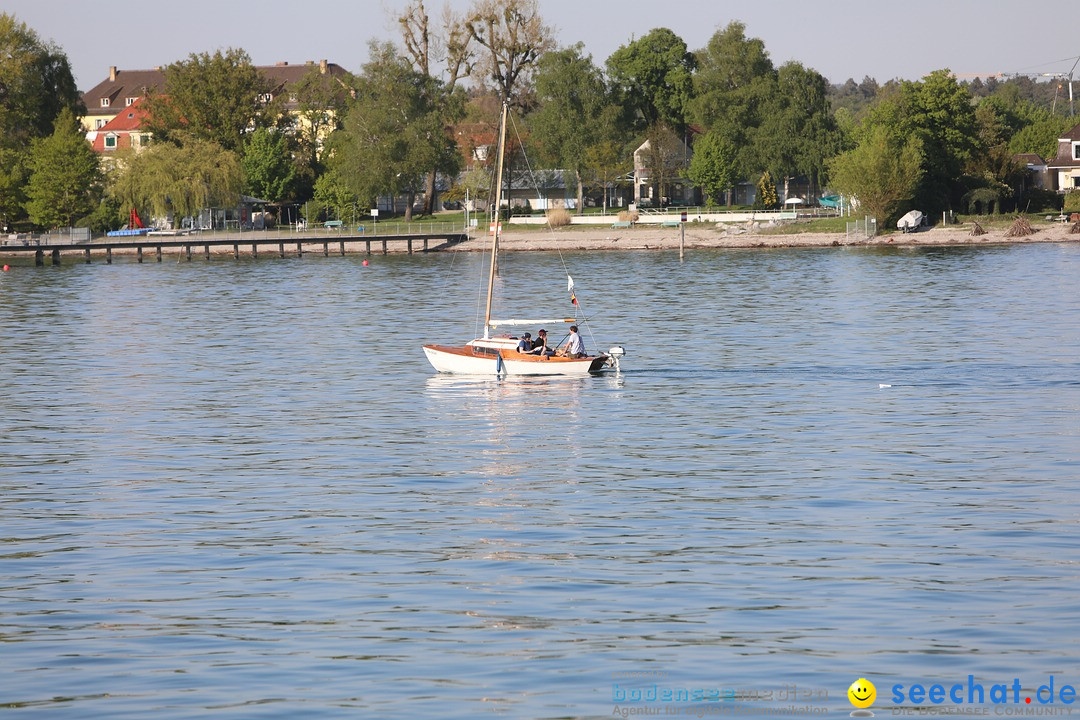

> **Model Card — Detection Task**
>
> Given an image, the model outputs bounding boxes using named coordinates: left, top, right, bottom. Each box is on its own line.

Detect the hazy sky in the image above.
left=7, top=0, right=1079, bottom=91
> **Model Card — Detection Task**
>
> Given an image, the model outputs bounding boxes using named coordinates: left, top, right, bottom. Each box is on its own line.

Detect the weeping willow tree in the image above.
left=109, top=140, right=241, bottom=224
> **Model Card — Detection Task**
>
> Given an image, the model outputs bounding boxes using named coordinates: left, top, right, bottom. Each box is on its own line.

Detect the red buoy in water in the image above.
left=362, top=259, right=369, bottom=267
left=2, top=265, right=9, bottom=272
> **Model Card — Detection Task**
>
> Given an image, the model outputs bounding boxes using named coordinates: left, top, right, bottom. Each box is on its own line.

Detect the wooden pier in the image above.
left=0, top=231, right=469, bottom=265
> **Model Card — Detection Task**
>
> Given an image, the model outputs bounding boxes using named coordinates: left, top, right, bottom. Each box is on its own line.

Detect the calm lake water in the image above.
left=2, top=242, right=1080, bottom=719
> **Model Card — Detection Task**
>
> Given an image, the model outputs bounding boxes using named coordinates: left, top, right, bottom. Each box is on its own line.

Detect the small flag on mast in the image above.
left=567, top=275, right=577, bottom=305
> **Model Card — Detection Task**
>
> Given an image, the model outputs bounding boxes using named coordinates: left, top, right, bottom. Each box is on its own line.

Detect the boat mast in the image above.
left=483, top=102, right=509, bottom=339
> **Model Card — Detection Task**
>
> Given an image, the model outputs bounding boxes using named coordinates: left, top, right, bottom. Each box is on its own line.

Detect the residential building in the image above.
left=79, top=59, right=351, bottom=135
left=1047, top=122, right=1080, bottom=191
left=86, top=97, right=151, bottom=154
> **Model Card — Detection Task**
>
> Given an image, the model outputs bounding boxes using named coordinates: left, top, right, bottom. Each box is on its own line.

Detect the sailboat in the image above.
left=422, top=103, right=624, bottom=376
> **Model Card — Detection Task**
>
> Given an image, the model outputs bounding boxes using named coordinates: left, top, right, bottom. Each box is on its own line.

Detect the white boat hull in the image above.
left=423, top=344, right=609, bottom=376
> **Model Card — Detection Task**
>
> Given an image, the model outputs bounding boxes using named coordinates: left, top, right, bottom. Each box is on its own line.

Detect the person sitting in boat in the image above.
left=516, top=332, right=533, bottom=353
left=527, top=329, right=553, bottom=356
left=559, top=325, right=586, bottom=358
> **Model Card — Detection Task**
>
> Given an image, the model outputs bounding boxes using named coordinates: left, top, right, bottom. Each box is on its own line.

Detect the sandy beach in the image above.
left=461, top=220, right=1080, bottom=253
left=5, top=220, right=1078, bottom=261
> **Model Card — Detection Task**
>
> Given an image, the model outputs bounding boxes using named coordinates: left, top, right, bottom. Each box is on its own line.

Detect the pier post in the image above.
left=365, top=239, right=371, bottom=254
left=203, top=244, right=210, bottom=261
left=323, top=241, right=329, bottom=257
left=278, top=242, right=285, bottom=259
left=106, top=247, right=112, bottom=264
left=51, top=248, right=60, bottom=265
left=423, top=238, right=429, bottom=252
left=233, top=243, right=239, bottom=260
left=156, top=246, right=162, bottom=262
left=137, top=246, right=143, bottom=263
left=84, top=248, right=91, bottom=264
left=382, top=239, right=387, bottom=255
left=339, top=241, right=345, bottom=256
left=34, top=249, right=43, bottom=266
left=296, top=242, right=302, bottom=258
left=185, top=245, right=192, bottom=261
left=251, top=243, right=258, bottom=259
left=407, top=238, right=413, bottom=254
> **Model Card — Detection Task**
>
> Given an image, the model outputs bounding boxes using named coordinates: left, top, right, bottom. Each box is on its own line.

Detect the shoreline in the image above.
left=470, top=222, right=1080, bottom=252
left=3, top=222, right=1078, bottom=260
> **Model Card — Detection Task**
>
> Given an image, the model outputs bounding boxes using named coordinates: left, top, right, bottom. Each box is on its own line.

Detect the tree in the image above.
left=0, top=14, right=83, bottom=147
left=467, top=0, right=554, bottom=106
left=606, top=28, right=695, bottom=133
left=688, top=131, right=737, bottom=205
left=111, top=140, right=241, bottom=223
left=640, top=124, right=687, bottom=205
left=528, top=44, right=612, bottom=212
left=23, top=108, right=101, bottom=228
left=290, top=65, right=352, bottom=173
left=395, top=0, right=474, bottom=214
left=327, top=43, right=462, bottom=221
left=827, top=125, right=924, bottom=226
left=242, top=128, right=296, bottom=203
left=0, top=13, right=83, bottom=226
left=584, top=137, right=629, bottom=213
left=755, top=169, right=778, bottom=210
left=311, top=172, right=359, bottom=223
left=754, top=62, right=839, bottom=201
left=864, top=70, right=976, bottom=216
left=143, top=48, right=278, bottom=154
left=690, top=21, right=773, bottom=176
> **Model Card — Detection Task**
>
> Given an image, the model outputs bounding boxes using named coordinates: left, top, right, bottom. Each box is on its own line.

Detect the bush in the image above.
left=1023, top=187, right=1063, bottom=214
left=618, top=210, right=639, bottom=223
left=1064, top=190, right=1080, bottom=214
left=546, top=208, right=571, bottom=227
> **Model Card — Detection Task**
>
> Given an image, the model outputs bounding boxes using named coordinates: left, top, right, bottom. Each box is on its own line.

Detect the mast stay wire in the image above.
left=506, top=111, right=602, bottom=355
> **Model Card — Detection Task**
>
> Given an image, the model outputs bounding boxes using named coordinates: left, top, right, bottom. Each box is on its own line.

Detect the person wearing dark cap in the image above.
left=516, top=332, right=533, bottom=353
left=528, top=328, right=553, bottom=356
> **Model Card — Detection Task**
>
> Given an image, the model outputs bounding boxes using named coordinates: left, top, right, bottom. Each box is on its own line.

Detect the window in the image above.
left=1074, top=142, right=1080, bottom=160
left=125, top=97, right=138, bottom=106
left=104, top=134, right=117, bottom=149
left=95, top=119, right=107, bottom=129
left=100, top=97, right=110, bottom=107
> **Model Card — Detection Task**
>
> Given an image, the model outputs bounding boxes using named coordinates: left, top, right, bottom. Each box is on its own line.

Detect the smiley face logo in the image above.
left=848, top=678, right=876, bottom=709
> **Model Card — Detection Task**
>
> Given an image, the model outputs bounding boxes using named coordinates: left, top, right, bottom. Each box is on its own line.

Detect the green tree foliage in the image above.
left=1064, top=191, right=1080, bottom=214
left=690, top=21, right=773, bottom=177
left=755, top=169, right=778, bottom=210
left=242, top=128, right=296, bottom=203
left=0, top=14, right=83, bottom=147
left=289, top=65, right=353, bottom=191
left=756, top=62, right=840, bottom=198
left=24, top=108, right=102, bottom=228
left=687, top=131, right=737, bottom=205
left=311, top=172, right=360, bottom=222
left=143, top=48, right=278, bottom=154
left=863, top=70, right=975, bottom=215
left=326, top=43, right=462, bottom=221
left=395, top=0, right=474, bottom=214
left=0, top=13, right=83, bottom=225
left=1003, top=101, right=1072, bottom=160
left=110, top=140, right=241, bottom=222
left=827, top=125, right=924, bottom=226
left=606, top=28, right=695, bottom=132
left=528, top=44, right=612, bottom=212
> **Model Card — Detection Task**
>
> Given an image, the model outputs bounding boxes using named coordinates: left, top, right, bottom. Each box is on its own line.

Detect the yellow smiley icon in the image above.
left=848, top=678, right=876, bottom=709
